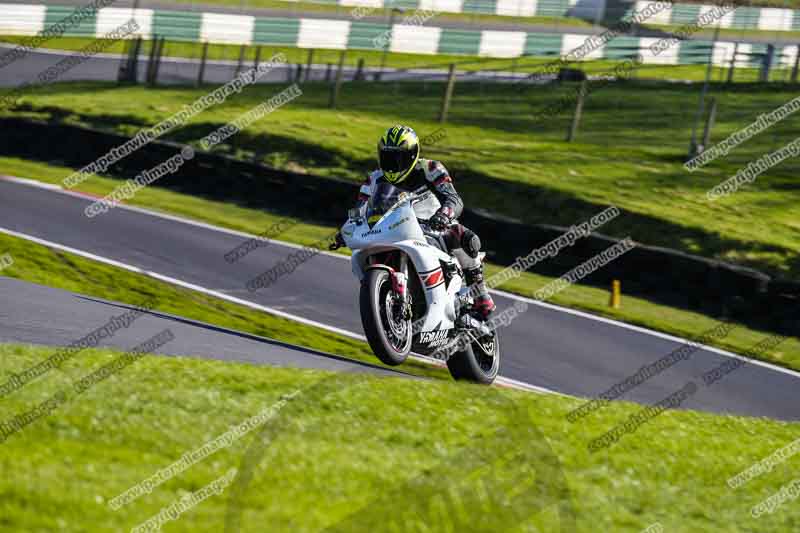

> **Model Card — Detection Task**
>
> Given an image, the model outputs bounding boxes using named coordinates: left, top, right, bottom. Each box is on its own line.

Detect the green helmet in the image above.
left=378, top=125, right=420, bottom=184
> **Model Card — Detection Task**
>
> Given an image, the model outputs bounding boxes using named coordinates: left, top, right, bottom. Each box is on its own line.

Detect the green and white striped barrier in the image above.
left=631, top=0, right=800, bottom=31
left=304, top=0, right=800, bottom=30
left=0, top=4, right=797, bottom=68
left=3, top=1, right=800, bottom=34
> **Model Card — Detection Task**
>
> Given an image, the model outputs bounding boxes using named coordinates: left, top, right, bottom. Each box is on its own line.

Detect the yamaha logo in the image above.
left=419, top=329, right=451, bottom=347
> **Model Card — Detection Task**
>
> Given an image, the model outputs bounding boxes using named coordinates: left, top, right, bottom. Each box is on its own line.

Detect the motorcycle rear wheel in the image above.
left=360, top=269, right=412, bottom=366
left=446, top=329, right=500, bottom=384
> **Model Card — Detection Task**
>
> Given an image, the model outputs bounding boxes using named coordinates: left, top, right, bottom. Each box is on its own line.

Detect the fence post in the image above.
left=439, top=63, right=457, bottom=123
left=760, top=44, right=775, bottom=82
left=726, top=42, right=737, bottom=84
left=701, top=97, right=717, bottom=151
left=295, top=64, right=303, bottom=82
left=196, top=41, right=209, bottom=87
left=118, top=36, right=142, bottom=84
left=329, top=50, right=346, bottom=109
left=792, top=46, right=800, bottom=83
left=566, top=79, right=587, bottom=142
left=145, top=36, right=158, bottom=85
left=150, top=37, right=165, bottom=86
left=236, top=44, right=246, bottom=76
left=253, top=45, right=261, bottom=72
left=304, top=49, right=314, bottom=82
left=131, top=37, right=143, bottom=83
left=117, top=40, right=128, bottom=82
left=354, top=58, right=365, bottom=81
left=325, top=63, right=332, bottom=82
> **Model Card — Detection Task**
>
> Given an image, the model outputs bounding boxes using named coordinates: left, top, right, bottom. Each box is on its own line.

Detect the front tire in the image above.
left=360, top=269, right=411, bottom=366
left=446, top=329, right=500, bottom=384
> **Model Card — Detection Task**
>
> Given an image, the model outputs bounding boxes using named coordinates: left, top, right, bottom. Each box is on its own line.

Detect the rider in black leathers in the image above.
left=331, top=124, right=496, bottom=319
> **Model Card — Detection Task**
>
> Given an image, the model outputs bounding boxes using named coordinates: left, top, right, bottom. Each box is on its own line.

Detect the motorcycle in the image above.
left=340, top=182, right=500, bottom=384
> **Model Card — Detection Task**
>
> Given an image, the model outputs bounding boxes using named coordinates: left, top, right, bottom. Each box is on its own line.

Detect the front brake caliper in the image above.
left=389, top=272, right=412, bottom=320
left=390, top=271, right=407, bottom=300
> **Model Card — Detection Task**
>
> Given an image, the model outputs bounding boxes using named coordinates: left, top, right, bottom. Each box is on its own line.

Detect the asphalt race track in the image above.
left=0, top=275, right=406, bottom=377
left=1, top=177, right=799, bottom=420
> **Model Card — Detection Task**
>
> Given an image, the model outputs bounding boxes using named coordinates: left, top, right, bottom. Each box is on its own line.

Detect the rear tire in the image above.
left=446, top=329, right=500, bottom=384
left=360, top=269, right=411, bottom=366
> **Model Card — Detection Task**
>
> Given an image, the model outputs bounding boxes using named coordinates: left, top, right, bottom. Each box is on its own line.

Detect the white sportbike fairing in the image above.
left=341, top=183, right=500, bottom=384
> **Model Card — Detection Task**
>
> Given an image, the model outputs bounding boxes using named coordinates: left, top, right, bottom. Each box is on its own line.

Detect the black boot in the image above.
left=464, top=266, right=496, bottom=320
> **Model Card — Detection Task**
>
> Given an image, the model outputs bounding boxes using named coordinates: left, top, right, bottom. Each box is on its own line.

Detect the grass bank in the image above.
left=1, top=78, right=798, bottom=280
left=1, top=341, right=799, bottom=531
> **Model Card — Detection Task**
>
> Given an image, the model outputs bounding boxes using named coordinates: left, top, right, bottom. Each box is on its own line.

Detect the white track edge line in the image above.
left=4, top=174, right=798, bottom=381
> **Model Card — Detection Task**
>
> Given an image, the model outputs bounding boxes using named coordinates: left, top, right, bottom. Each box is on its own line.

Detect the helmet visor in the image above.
left=379, top=148, right=416, bottom=176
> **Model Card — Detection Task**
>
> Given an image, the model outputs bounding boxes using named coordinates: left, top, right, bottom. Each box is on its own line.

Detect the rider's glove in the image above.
left=329, top=232, right=346, bottom=251
left=428, top=208, right=452, bottom=231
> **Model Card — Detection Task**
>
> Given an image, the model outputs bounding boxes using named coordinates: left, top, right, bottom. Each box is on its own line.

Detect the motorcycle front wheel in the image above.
left=360, top=269, right=412, bottom=366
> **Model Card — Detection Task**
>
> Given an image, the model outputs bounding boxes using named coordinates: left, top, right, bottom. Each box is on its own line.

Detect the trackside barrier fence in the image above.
left=0, top=4, right=799, bottom=68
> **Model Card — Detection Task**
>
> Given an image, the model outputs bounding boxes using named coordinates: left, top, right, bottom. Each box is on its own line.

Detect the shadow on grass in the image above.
left=4, top=94, right=798, bottom=282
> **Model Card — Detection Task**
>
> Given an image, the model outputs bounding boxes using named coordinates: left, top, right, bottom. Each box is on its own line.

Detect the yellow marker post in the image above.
left=610, top=280, right=621, bottom=309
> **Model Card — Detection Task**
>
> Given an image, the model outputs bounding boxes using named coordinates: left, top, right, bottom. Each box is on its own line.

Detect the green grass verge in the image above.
left=1, top=341, right=800, bottom=531
left=2, top=78, right=798, bottom=281
left=0, top=228, right=446, bottom=380
left=1, top=156, right=797, bottom=369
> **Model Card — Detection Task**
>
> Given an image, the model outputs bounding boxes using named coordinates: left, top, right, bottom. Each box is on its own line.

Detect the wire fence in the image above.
left=126, top=36, right=799, bottom=87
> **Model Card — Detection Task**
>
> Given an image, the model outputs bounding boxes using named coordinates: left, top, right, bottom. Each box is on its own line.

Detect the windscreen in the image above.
left=368, top=181, right=403, bottom=217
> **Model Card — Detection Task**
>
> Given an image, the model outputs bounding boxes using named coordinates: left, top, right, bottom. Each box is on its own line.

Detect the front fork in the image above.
left=389, top=254, right=412, bottom=320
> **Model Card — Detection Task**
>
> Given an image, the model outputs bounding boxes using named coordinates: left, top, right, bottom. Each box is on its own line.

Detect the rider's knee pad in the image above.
left=461, top=229, right=481, bottom=258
